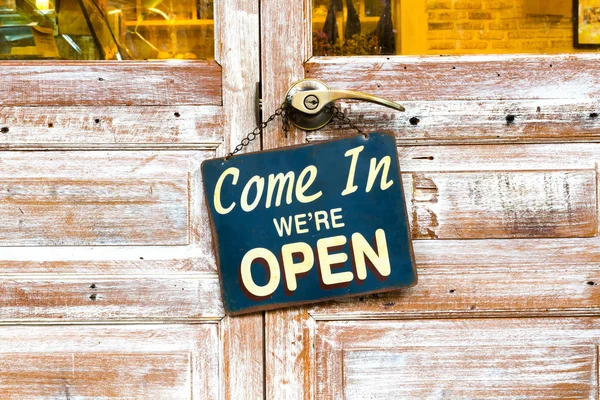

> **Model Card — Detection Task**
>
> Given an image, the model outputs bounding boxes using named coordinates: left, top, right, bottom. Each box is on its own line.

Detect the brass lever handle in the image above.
left=290, top=89, right=405, bottom=114
left=284, top=79, right=405, bottom=131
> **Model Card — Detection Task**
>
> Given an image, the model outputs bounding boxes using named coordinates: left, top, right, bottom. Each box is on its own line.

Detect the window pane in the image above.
left=313, top=0, right=600, bottom=56
left=0, top=0, right=214, bottom=60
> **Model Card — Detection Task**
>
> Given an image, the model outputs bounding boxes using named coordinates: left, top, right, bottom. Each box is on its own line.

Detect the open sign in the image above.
left=202, top=132, right=417, bottom=314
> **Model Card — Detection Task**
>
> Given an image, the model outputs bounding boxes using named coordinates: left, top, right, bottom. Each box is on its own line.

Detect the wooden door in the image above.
left=0, top=1, right=262, bottom=398
left=262, top=1, right=600, bottom=398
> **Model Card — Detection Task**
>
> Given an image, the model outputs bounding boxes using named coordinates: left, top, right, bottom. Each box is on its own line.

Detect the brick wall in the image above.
left=426, top=0, right=574, bottom=54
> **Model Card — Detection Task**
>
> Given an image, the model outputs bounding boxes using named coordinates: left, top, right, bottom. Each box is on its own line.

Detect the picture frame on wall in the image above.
left=574, top=0, right=600, bottom=48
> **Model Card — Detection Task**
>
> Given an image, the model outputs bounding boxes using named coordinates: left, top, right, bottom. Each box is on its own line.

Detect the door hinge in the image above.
left=255, top=81, right=262, bottom=127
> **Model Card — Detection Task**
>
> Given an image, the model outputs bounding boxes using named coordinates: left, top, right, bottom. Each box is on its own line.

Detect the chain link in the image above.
left=226, top=102, right=290, bottom=159
left=329, top=105, right=365, bottom=137
left=226, top=102, right=364, bottom=159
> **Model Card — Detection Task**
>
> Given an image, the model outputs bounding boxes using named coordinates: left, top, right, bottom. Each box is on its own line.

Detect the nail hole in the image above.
left=1, top=127, right=9, bottom=133
left=452, top=66, right=456, bottom=69
left=587, top=281, right=596, bottom=286
left=89, top=293, right=97, bottom=301
left=89, top=284, right=96, bottom=289
left=412, top=156, right=434, bottom=160
left=98, top=77, right=105, bottom=81
left=549, top=64, right=553, bottom=67
left=305, top=70, right=310, bottom=74
left=506, top=115, right=515, bottom=123
left=48, top=122, right=54, bottom=128
left=403, top=66, right=407, bottom=70
left=449, top=289, right=455, bottom=293
left=536, top=106, right=541, bottom=113
left=359, top=296, right=365, bottom=301
left=497, top=73, right=500, bottom=77
left=470, top=305, right=476, bottom=310
left=94, top=118, right=100, bottom=124
left=590, top=112, right=599, bottom=119
left=140, top=257, right=144, bottom=260
left=386, top=57, right=390, bottom=60
left=174, top=112, right=181, bottom=118
left=409, top=117, right=420, bottom=126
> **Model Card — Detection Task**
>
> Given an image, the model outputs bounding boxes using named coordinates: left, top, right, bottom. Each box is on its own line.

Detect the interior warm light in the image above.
left=35, top=0, right=49, bottom=10
left=147, top=7, right=170, bottom=20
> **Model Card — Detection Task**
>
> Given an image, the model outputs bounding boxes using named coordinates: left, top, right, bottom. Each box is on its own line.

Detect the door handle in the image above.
left=285, top=79, right=404, bottom=131
left=290, top=89, right=405, bottom=115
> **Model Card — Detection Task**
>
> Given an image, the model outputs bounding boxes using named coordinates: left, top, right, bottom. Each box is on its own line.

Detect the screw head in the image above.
left=303, top=95, right=319, bottom=110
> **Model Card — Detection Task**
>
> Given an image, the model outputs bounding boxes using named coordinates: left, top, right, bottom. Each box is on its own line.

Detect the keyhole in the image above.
left=303, top=95, right=320, bottom=110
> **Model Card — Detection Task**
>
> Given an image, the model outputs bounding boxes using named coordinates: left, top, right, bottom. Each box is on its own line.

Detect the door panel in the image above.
left=0, top=106, right=222, bottom=148
left=0, top=151, right=208, bottom=247
left=315, top=318, right=600, bottom=399
left=405, top=169, right=597, bottom=240
left=342, top=346, right=596, bottom=399
left=0, top=324, right=219, bottom=399
left=0, top=61, right=222, bottom=107
left=0, top=0, right=262, bottom=397
left=262, top=1, right=600, bottom=397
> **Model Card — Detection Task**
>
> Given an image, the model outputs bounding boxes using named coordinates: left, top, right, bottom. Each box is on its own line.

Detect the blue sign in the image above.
left=202, top=132, right=417, bottom=314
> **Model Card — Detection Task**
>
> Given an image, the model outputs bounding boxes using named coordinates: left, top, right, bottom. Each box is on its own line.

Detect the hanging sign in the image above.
left=202, top=132, right=417, bottom=314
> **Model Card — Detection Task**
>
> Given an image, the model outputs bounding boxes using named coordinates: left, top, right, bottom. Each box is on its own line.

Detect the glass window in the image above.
left=313, top=0, right=600, bottom=56
left=0, top=0, right=214, bottom=60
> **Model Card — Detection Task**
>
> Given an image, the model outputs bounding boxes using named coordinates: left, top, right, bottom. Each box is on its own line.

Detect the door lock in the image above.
left=285, top=79, right=405, bottom=131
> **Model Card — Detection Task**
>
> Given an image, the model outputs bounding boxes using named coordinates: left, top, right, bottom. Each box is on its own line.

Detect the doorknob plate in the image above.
left=285, top=79, right=334, bottom=131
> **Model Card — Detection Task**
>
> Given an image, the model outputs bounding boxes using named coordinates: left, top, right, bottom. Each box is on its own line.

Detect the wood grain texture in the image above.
left=307, top=99, right=600, bottom=145
left=221, top=314, right=264, bottom=400
left=306, top=55, right=600, bottom=101
left=261, top=0, right=312, bottom=149
left=399, top=143, right=600, bottom=172
left=209, top=7, right=267, bottom=395
left=404, top=170, right=598, bottom=239
left=0, top=106, right=222, bottom=148
left=309, top=265, right=600, bottom=319
left=0, top=151, right=205, bottom=247
left=265, top=308, right=315, bottom=400
left=218, top=0, right=261, bottom=157
left=342, top=346, right=596, bottom=399
left=0, top=178, right=188, bottom=246
left=0, top=61, right=221, bottom=106
left=0, top=353, right=191, bottom=399
left=0, top=276, right=223, bottom=322
left=0, top=324, right=220, bottom=400
left=314, top=318, right=600, bottom=400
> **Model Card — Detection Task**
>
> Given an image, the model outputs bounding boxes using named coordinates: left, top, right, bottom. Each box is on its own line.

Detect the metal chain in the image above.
left=226, top=102, right=363, bottom=159
left=329, top=105, right=366, bottom=137
left=226, top=102, right=290, bottom=159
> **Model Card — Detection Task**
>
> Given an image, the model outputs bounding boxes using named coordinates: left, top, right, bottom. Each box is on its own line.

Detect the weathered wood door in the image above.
left=0, top=1, right=263, bottom=398
left=262, top=1, right=600, bottom=398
